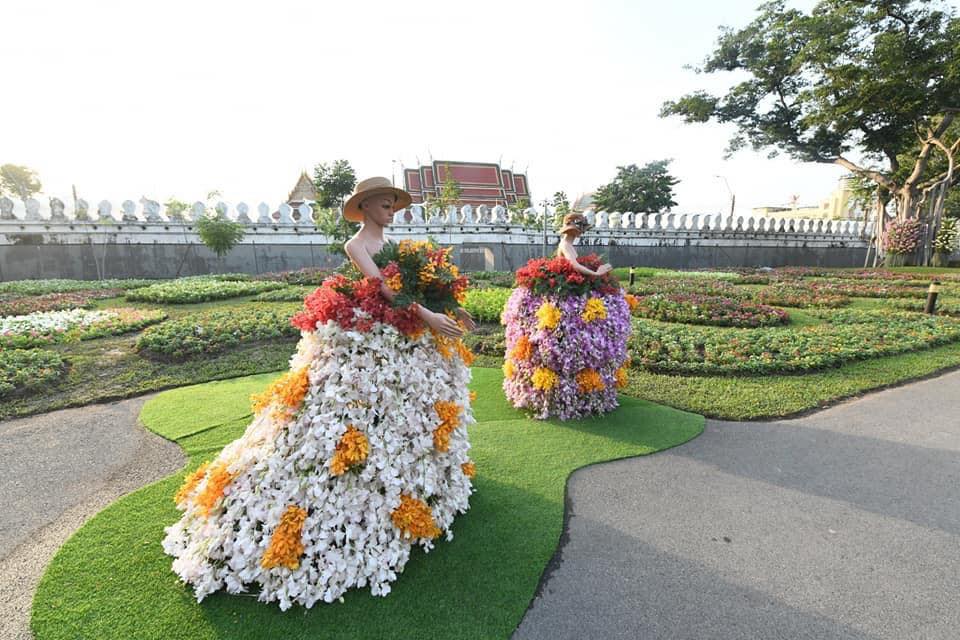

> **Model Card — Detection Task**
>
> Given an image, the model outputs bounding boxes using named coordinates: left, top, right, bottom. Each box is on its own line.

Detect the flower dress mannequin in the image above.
left=163, top=178, right=477, bottom=610
left=501, top=213, right=631, bottom=419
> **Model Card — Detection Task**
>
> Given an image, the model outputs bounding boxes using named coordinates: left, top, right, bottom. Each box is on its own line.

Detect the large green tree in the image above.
left=0, top=164, right=42, bottom=203
left=593, top=161, right=679, bottom=213
left=660, top=0, right=960, bottom=257
left=312, top=160, right=357, bottom=210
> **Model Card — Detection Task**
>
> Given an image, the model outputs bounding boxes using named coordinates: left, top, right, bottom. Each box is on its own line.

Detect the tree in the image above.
left=508, top=197, right=535, bottom=226
left=0, top=164, right=42, bottom=203
left=313, top=160, right=357, bottom=209
left=593, top=161, right=679, bottom=213
left=552, top=191, right=571, bottom=226
left=424, top=164, right=462, bottom=214
left=314, top=206, right=357, bottom=256
left=196, top=209, right=245, bottom=258
left=164, top=198, right=190, bottom=221
left=660, top=0, right=960, bottom=261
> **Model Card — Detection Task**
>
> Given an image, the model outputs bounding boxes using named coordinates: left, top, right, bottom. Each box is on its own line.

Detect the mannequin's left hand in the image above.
left=455, top=307, right=477, bottom=332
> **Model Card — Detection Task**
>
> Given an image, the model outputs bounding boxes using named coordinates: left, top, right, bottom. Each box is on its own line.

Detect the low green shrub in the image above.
left=629, top=309, right=960, bottom=375
left=463, top=288, right=512, bottom=323
left=0, top=349, right=65, bottom=398
left=125, top=279, right=283, bottom=304
left=250, top=286, right=315, bottom=302
left=630, top=293, right=789, bottom=327
left=0, top=278, right=156, bottom=296
left=135, top=304, right=299, bottom=359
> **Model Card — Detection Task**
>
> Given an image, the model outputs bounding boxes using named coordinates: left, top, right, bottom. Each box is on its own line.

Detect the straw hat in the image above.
left=342, top=177, right=412, bottom=223
left=559, top=212, right=591, bottom=236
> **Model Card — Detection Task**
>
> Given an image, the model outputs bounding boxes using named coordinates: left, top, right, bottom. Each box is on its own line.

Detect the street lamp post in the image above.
left=540, top=199, right=551, bottom=257
left=714, top=175, right=736, bottom=218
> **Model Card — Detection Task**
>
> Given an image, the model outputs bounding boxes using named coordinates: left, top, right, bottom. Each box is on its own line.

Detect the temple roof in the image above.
left=287, top=171, right=317, bottom=204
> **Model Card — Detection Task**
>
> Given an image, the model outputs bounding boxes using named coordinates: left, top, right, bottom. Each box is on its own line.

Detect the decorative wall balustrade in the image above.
left=0, top=195, right=874, bottom=246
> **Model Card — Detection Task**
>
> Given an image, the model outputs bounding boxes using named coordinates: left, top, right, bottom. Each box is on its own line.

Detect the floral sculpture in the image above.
left=163, top=239, right=476, bottom=610
left=501, top=254, right=631, bottom=419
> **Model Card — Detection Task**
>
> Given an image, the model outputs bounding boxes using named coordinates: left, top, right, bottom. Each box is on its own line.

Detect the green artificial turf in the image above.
left=32, top=368, right=703, bottom=640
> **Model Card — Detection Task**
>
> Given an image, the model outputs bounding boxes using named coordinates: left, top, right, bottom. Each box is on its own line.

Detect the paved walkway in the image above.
left=0, top=397, right=185, bottom=640
left=516, top=370, right=960, bottom=640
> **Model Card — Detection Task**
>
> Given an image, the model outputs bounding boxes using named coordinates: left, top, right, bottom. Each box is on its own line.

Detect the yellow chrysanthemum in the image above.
left=536, top=303, right=562, bottom=330
left=503, top=359, right=516, bottom=379
left=195, top=461, right=235, bottom=517
left=261, top=505, right=308, bottom=570
left=510, top=334, right=533, bottom=361
left=576, top=368, right=605, bottom=393
left=582, top=297, right=608, bottom=322
left=461, top=461, right=476, bottom=478
left=174, top=461, right=209, bottom=506
left=531, top=367, right=559, bottom=391
left=615, top=366, right=629, bottom=389
left=391, top=494, right=441, bottom=539
left=330, top=426, right=369, bottom=476
left=469, top=390, right=477, bottom=404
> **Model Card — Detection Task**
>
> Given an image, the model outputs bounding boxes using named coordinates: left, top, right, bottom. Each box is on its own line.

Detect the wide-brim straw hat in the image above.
left=559, top=212, right=591, bottom=236
left=342, top=176, right=412, bottom=222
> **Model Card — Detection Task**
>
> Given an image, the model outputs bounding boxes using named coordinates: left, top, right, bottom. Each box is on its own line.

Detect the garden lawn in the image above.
left=31, top=368, right=703, bottom=640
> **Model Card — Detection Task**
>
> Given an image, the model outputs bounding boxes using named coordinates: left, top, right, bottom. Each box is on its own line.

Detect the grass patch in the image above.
left=623, top=340, right=960, bottom=420
left=31, top=368, right=703, bottom=640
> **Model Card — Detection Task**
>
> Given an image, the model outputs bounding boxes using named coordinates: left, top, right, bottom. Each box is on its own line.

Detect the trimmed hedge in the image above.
left=125, top=279, right=283, bottom=304
left=250, top=286, right=315, bottom=302
left=135, top=304, right=299, bottom=359
left=0, top=278, right=156, bottom=296
left=255, top=267, right=331, bottom=286
left=463, top=288, right=512, bottom=323
left=629, top=309, right=960, bottom=375
left=631, top=293, right=789, bottom=327
left=0, top=349, right=65, bottom=398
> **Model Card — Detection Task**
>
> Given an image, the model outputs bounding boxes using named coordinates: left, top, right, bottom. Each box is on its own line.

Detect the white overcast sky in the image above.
left=3, top=0, right=956, bottom=214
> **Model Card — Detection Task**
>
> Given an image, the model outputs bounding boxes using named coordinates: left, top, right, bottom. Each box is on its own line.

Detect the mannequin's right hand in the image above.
left=597, top=264, right=613, bottom=275
left=426, top=311, right=464, bottom=338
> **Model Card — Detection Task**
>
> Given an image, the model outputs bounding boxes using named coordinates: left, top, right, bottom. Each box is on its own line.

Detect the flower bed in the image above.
left=0, top=278, right=156, bottom=296
left=754, top=282, right=850, bottom=308
left=629, top=309, right=960, bottom=375
left=0, top=289, right=123, bottom=317
left=630, top=277, right=748, bottom=299
left=463, top=288, right=512, bottom=323
left=630, top=293, right=789, bottom=327
left=135, top=304, right=300, bottom=359
left=125, top=279, right=284, bottom=304
left=250, top=285, right=314, bottom=302
left=0, top=307, right=167, bottom=348
left=255, top=267, right=331, bottom=286
left=887, top=298, right=960, bottom=317
left=0, top=348, right=65, bottom=399
left=819, top=279, right=929, bottom=299
left=469, top=271, right=519, bottom=289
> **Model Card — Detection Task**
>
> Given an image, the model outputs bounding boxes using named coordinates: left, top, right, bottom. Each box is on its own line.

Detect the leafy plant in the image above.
left=463, top=288, right=512, bottom=323
left=196, top=213, right=245, bottom=258
left=0, top=348, right=64, bottom=398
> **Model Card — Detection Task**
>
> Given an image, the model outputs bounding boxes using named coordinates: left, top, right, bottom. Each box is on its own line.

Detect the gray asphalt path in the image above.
left=0, top=397, right=185, bottom=640
left=516, top=370, right=960, bottom=640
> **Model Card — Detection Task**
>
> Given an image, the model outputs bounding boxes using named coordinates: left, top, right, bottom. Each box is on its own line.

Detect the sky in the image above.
left=2, top=0, right=948, bottom=215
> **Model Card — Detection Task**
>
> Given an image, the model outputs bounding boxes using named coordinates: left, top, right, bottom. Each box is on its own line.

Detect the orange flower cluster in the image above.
left=431, top=331, right=475, bottom=366
left=261, top=505, right=308, bottom=570
left=194, top=461, right=236, bottom=517
left=330, top=426, right=370, bottom=476
left=615, top=366, right=629, bottom=388
left=433, top=400, right=461, bottom=452
left=461, top=461, right=476, bottom=478
left=509, top=334, right=533, bottom=361
left=174, top=461, right=210, bottom=505
left=391, top=494, right=441, bottom=540
left=251, top=366, right=310, bottom=416
left=624, top=293, right=640, bottom=312
left=576, top=368, right=605, bottom=393
left=469, top=390, right=478, bottom=404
